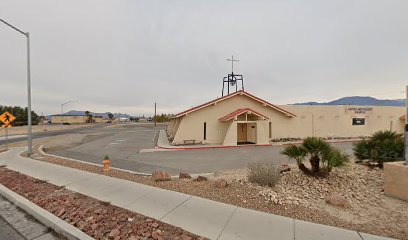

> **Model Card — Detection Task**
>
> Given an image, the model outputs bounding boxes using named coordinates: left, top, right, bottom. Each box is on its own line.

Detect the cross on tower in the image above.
left=227, top=55, right=239, bottom=73
left=222, top=55, right=244, bottom=97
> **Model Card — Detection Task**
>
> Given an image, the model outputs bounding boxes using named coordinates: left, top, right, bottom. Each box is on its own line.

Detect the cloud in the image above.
left=1, top=0, right=407, bottom=116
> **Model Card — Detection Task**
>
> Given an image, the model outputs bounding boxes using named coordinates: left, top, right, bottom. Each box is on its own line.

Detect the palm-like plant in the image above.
left=282, top=137, right=349, bottom=176
left=353, top=130, right=403, bottom=167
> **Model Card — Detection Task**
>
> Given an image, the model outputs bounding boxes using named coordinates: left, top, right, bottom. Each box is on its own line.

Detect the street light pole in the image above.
left=0, top=18, right=32, bottom=155
left=60, top=101, right=78, bottom=127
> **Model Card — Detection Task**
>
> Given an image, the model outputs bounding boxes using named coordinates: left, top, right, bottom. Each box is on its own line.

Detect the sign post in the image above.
left=0, top=112, right=16, bottom=150
left=5, top=128, right=8, bottom=150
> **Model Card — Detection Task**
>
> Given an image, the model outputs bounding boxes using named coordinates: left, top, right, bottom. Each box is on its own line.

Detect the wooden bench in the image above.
left=183, top=139, right=197, bottom=145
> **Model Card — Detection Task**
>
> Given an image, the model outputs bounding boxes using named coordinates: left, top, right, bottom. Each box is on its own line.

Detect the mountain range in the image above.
left=53, top=110, right=132, bottom=118
left=293, top=96, right=405, bottom=106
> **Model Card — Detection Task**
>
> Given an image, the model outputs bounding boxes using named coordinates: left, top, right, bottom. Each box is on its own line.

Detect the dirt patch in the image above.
left=0, top=166, right=205, bottom=240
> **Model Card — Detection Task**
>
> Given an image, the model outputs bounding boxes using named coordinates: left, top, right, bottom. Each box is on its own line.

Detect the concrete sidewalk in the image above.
left=0, top=148, right=393, bottom=240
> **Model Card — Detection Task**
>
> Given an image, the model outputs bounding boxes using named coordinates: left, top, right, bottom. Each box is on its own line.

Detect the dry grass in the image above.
left=247, top=162, right=281, bottom=187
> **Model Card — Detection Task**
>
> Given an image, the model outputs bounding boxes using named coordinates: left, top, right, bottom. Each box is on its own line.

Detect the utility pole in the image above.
left=154, top=102, right=157, bottom=127
left=405, top=86, right=408, bottom=165
left=60, top=101, right=78, bottom=128
left=0, top=18, right=32, bottom=155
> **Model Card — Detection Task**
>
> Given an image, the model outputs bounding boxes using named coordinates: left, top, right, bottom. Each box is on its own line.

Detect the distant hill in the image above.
left=52, top=110, right=132, bottom=119
left=293, top=96, right=405, bottom=106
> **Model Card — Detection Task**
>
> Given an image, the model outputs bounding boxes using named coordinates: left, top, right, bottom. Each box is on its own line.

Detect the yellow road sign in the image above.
left=0, top=111, right=16, bottom=125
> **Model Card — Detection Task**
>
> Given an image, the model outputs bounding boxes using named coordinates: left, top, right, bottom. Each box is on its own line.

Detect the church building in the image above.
left=167, top=61, right=404, bottom=146
left=167, top=90, right=404, bottom=146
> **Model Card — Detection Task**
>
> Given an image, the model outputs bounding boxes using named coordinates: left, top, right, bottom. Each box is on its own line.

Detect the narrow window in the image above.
left=203, top=122, right=207, bottom=140
left=269, top=122, right=272, bottom=138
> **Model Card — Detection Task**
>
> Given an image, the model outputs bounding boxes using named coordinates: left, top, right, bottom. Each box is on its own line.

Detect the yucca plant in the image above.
left=281, top=137, right=349, bottom=176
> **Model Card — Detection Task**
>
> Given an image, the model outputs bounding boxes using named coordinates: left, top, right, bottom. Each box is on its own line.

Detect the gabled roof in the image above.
left=219, top=108, right=270, bottom=121
left=172, top=90, right=296, bottom=118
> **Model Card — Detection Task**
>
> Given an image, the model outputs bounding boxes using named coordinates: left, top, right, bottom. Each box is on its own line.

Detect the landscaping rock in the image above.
left=179, top=172, right=192, bottom=179
left=214, top=179, right=228, bottom=188
left=194, top=176, right=208, bottom=182
left=325, top=194, right=351, bottom=208
left=152, top=170, right=171, bottom=181
left=108, top=228, right=120, bottom=238
left=279, top=164, right=291, bottom=173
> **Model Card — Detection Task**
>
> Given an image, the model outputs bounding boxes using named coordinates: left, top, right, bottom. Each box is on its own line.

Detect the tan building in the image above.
left=51, top=115, right=88, bottom=124
left=167, top=90, right=404, bottom=146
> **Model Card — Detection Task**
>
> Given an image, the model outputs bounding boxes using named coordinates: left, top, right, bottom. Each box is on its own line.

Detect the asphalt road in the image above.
left=0, top=123, right=112, bottom=146
left=0, top=196, right=60, bottom=240
left=50, top=124, right=355, bottom=175
left=0, top=216, right=24, bottom=240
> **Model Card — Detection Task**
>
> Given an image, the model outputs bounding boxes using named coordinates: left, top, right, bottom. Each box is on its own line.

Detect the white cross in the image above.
left=227, top=55, right=239, bottom=73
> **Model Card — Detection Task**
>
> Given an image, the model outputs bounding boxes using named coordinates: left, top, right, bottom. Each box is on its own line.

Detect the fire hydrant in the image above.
left=102, top=155, right=110, bottom=172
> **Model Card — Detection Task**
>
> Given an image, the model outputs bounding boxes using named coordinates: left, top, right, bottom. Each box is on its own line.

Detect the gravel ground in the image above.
left=26, top=145, right=408, bottom=239
left=0, top=166, right=205, bottom=240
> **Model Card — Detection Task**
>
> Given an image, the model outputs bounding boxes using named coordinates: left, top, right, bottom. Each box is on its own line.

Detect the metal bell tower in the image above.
left=222, top=55, right=244, bottom=97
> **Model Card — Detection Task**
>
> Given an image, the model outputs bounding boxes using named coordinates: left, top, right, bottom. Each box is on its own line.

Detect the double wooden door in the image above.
left=237, top=123, right=247, bottom=143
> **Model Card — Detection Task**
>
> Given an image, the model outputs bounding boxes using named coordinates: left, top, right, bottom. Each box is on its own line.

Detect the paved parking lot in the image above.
left=51, top=124, right=355, bottom=175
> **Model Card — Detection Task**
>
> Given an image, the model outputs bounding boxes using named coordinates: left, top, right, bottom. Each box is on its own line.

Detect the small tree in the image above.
left=282, top=137, right=349, bottom=176
left=85, top=111, right=93, bottom=123
left=353, top=130, right=403, bottom=167
left=108, top=113, right=114, bottom=120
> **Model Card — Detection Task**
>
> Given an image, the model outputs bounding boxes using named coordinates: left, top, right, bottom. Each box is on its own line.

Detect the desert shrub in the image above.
left=353, top=130, right=403, bottom=167
left=321, top=147, right=349, bottom=171
left=247, top=162, right=280, bottom=187
left=282, top=137, right=349, bottom=176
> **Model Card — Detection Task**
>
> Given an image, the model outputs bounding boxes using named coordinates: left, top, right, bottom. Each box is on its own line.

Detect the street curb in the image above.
left=0, top=184, right=94, bottom=240
left=38, top=146, right=217, bottom=179
left=155, top=143, right=272, bottom=151
left=275, top=139, right=362, bottom=146
left=38, top=145, right=151, bottom=176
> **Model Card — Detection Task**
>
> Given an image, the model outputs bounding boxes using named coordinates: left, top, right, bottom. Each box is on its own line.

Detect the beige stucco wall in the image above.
left=51, top=115, right=88, bottom=124
left=168, top=93, right=405, bottom=145
left=384, top=161, right=408, bottom=201
left=278, top=105, right=404, bottom=138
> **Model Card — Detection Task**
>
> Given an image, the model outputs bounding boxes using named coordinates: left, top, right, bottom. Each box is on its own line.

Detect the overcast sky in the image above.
left=1, top=0, right=407, bottom=116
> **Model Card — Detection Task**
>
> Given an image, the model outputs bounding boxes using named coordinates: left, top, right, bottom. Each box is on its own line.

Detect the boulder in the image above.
left=152, top=170, right=171, bottom=181
left=214, top=179, right=228, bottom=188
left=179, top=172, right=192, bottom=179
left=194, top=176, right=208, bottom=182
left=325, top=194, right=351, bottom=208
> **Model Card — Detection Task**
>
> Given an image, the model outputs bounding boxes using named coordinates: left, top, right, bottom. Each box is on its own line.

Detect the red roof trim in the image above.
left=219, top=108, right=270, bottom=121
left=172, top=90, right=296, bottom=118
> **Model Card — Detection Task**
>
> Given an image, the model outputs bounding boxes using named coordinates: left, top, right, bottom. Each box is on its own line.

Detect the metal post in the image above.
left=26, top=33, right=32, bottom=155
left=405, top=86, right=408, bottom=165
left=0, top=19, right=33, bottom=155
left=61, top=103, right=64, bottom=128
left=5, top=128, right=8, bottom=150
left=154, top=102, right=157, bottom=128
